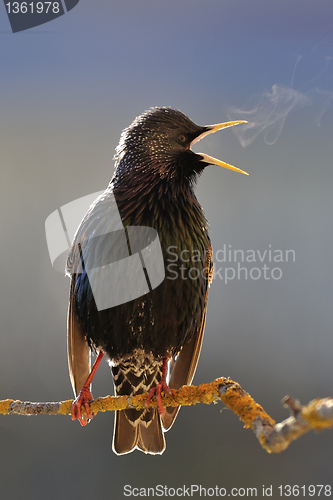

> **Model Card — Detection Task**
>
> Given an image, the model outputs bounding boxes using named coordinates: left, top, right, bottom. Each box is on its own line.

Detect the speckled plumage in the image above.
left=67, top=107, right=218, bottom=455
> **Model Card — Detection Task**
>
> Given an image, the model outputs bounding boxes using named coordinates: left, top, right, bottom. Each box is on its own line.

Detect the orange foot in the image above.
left=71, top=351, right=104, bottom=426
left=71, top=386, right=95, bottom=426
left=145, top=357, right=172, bottom=415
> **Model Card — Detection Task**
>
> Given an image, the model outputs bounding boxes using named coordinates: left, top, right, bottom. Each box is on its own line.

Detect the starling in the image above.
left=67, top=107, right=247, bottom=455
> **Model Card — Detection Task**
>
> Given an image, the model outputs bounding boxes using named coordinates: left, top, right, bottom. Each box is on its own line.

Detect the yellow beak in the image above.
left=192, top=120, right=249, bottom=175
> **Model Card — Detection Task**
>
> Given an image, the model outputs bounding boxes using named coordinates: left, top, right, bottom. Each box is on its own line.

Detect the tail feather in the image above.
left=111, top=355, right=165, bottom=455
left=113, top=408, right=165, bottom=455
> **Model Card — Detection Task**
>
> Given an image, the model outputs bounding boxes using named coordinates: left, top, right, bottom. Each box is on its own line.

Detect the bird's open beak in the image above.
left=192, top=120, right=249, bottom=175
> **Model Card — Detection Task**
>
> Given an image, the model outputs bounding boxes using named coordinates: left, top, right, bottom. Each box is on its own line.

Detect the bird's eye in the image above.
left=178, top=134, right=187, bottom=144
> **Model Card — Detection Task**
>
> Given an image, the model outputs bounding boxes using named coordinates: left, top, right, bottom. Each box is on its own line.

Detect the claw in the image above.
left=70, top=351, right=104, bottom=426
left=71, top=386, right=95, bottom=426
left=145, top=357, right=172, bottom=416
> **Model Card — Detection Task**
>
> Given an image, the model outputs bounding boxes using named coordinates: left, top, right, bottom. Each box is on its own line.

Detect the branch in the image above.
left=1, top=377, right=332, bottom=453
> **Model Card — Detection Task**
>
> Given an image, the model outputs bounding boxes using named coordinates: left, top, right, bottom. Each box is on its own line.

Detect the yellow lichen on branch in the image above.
left=1, top=377, right=332, bottom=454
left=0, top=399, right=14, bottom=415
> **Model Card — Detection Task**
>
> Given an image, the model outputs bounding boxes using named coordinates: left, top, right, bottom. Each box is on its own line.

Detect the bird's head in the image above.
left=114, top=107, right=247, bottom=186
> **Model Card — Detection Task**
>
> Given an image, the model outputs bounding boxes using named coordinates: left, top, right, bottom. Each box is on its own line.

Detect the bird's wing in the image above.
left=67, top=277, right=91, bottom=397
left=162, top=241, right=213, bottom=431
left=66, top=187, right=122, bottom=397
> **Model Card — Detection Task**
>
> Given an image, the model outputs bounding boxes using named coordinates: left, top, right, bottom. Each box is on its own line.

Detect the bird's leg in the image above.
left=71, top=351, right=104, bottom=426
left=145, top=357, right=172, bottom=416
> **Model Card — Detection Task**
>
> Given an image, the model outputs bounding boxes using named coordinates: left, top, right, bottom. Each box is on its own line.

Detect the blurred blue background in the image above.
left=0, top=1, right=333, bottom=498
